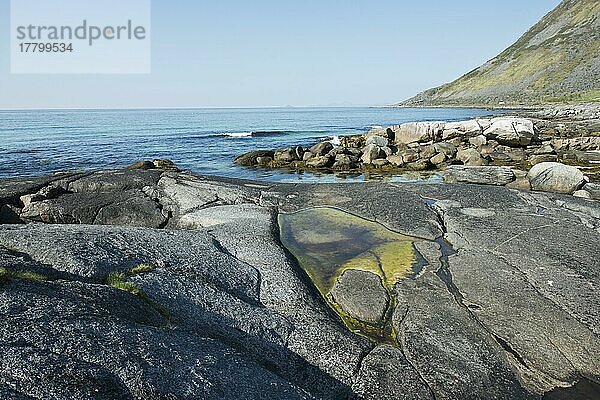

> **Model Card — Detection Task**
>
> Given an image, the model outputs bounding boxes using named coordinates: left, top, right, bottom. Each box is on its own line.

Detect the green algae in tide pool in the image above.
left=278, top=207, right=427, bottom=344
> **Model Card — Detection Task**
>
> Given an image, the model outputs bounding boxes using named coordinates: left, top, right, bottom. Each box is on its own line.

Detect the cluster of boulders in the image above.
left=236, top=117, right=542, bottom=171
left=235, top=116, right=600, bottom=198
left=236, top=116, right=600, bottom=174
left=0, top=159, right=181, bottom=226
left=442, top=163, right=599, bottom=199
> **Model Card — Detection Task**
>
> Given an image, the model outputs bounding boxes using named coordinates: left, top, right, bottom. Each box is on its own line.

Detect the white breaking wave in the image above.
left=330, top=136, right=341, bottom=146
left=223, top=132, right=253, bottom=138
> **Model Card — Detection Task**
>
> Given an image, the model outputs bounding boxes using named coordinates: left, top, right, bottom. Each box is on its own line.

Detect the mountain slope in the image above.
left=399, top=0, right=600, bottom=107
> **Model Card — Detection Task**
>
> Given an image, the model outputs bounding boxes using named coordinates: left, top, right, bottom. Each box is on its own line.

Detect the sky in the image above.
left=0, top=0, right=562, bottom=109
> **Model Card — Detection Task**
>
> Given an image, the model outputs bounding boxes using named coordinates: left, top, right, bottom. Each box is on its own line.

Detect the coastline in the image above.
left=234, top=103, right=600, bottom=190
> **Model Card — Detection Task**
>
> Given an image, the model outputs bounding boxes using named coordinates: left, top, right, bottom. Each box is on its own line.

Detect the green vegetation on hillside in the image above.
left=399, top=0, right=600, bottom=107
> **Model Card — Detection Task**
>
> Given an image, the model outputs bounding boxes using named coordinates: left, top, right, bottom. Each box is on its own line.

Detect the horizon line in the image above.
left=0, top=105, right=388, bottom=112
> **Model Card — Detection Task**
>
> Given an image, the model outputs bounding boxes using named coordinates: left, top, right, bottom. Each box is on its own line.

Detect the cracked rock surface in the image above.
left=0, top=168, right=599, bottom=399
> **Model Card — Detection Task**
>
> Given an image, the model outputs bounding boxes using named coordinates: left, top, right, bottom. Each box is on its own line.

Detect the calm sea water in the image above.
left=0, top=107, right=501, bottom=182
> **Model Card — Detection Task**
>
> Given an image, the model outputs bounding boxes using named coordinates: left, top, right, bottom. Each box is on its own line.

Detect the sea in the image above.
left=0, top=107, right=504, bottom=183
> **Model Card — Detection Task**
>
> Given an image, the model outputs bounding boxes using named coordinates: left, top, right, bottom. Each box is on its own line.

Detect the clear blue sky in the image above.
left=0, top=0, right=562, bottom=109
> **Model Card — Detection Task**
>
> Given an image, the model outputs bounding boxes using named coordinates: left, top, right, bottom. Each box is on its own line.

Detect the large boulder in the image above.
left=443, top=166, right=516, bottom=186
left=361, top=144, right=385, bottom=164
left=392, top=122, right=445, bottom=145
left=333, top=154, right=359, bottom=169
left=306, top=155, right=334, bottom=168
left=274, top=148, right=298, bottom=163
left=527, top=162, right=586, bottom=194
left=365, top=127, right=395, bottom=142
left=234, top=150, right=275, bottom=166
left=442, top=119, right=489, bottom=140
left=309, top=142, right=334, bottom=157
left=329, top=269, right=389, bottom=325
left=483, top=118, right=535, bottom=147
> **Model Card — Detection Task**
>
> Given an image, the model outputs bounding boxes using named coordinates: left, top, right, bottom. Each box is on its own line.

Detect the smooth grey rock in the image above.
left=0, top=223, right=356, bottom=399
left=450, top=250, right=600, bottom=393
left=353, top=345, right=434, bottom=400
left=330, top=269, right=389, bottom=325
left=395, top=273, right=535, bottom=399
left=176, top=203, right=264, bottom=229
left=527, top=162, right=585, bottom=194
left=484, top=118, right=535, bottom=147
left=2, top=170, right=600, bottom=399
left=434, top=186, right=600, bottom=391
left=443, top=166, right=516, bottom=186
left=201, top=204, right=370, bottom=386
left=155, top=174, right=257, bottom=219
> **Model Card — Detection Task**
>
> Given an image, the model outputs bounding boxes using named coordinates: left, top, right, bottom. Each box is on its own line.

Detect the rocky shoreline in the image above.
left=235, top=104, right=600, bottom=193
left=1, top=163, right=599, bottom=399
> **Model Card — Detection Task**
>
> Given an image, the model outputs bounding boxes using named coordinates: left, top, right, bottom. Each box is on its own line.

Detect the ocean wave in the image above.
left=251, top=130, right=294, bottom=137
left=219, top=130, right=294, bottom=138
left=222, top=132, right=253, bottom=138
